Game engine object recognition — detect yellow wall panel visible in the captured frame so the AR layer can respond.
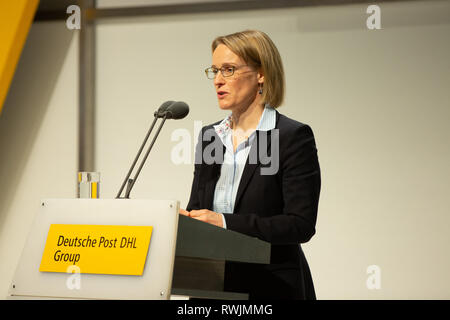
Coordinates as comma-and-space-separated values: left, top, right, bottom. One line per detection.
0, 0, 39, 114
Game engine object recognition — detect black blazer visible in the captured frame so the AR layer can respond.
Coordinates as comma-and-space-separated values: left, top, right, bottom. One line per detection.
186, 110, 321, 299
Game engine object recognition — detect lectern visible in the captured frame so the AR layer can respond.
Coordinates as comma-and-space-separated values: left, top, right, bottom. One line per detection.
173, 214, 270, 299
9, 199, 270, 300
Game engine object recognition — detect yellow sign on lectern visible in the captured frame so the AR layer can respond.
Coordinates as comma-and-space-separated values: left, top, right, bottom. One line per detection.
39, 224, 153, 276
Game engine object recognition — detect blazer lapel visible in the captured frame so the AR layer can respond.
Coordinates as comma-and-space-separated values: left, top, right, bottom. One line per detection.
233, 146, 259, 212
201, 132, 226, 210
234, 111, 279, 211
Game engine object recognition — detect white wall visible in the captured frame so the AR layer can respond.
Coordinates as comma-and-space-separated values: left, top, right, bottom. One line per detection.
0, 0, 449, 299
0, 22, 78, 298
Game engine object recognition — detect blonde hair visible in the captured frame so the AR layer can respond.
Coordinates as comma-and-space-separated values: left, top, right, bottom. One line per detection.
212, 30, 285, 108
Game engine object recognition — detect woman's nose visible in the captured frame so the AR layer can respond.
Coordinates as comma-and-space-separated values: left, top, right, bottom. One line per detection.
214, 71, 225, 86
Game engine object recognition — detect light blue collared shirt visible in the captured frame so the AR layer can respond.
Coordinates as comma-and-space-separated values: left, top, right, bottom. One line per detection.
213, 104, 277, 229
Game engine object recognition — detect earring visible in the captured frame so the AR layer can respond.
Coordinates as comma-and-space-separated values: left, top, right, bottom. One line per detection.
258, 83, 263, 94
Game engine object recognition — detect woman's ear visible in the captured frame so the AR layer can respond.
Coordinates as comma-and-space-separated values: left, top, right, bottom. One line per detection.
257, 68, 265, 84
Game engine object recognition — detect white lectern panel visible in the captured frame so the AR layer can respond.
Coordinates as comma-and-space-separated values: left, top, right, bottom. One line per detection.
9, 199, 179, 300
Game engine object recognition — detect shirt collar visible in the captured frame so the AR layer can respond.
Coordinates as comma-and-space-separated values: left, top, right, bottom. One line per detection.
256, 104, 276, 132
213, 103, 276, 139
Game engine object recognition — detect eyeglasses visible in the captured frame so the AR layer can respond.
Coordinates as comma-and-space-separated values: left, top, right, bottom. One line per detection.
204, 65, 248, 80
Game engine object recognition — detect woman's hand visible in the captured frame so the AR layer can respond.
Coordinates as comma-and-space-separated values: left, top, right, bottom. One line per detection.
179, 208, 190, 216
179, 208, 224, 228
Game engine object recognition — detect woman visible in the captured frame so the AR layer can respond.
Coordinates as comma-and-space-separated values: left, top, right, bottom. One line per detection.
180, 30, 321, 299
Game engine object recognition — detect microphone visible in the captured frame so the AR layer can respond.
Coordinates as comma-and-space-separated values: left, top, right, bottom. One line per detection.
165, 101, 189, 120
116, 101, 189, 199
154, 100, 175, 118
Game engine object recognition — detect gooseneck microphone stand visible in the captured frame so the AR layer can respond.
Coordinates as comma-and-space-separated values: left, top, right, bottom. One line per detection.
116, 112, 168, 199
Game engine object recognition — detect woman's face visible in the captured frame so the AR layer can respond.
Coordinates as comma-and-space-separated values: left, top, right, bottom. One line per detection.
211, 44, 263, 113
